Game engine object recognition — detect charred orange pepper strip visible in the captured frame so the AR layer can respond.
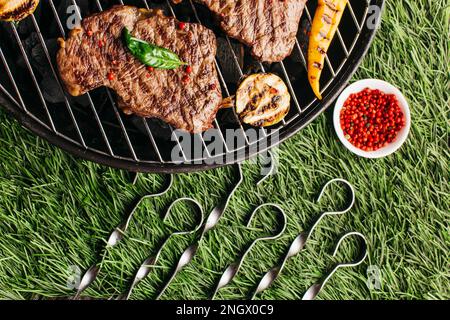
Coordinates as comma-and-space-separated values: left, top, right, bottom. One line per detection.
308, 0, 348, 100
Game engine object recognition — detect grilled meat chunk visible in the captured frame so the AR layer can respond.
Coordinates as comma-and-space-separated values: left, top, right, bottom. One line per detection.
57, 5, 222, 133
172, 0, 308, 62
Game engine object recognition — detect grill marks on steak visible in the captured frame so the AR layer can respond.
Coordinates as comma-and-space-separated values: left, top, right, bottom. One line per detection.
57, 6, 222, 133
174, 0, 307, 62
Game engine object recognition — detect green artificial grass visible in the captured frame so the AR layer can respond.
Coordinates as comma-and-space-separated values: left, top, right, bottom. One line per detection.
0, 0, 448, 300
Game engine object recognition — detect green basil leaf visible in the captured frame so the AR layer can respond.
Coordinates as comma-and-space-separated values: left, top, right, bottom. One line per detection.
123, 28, 187, 70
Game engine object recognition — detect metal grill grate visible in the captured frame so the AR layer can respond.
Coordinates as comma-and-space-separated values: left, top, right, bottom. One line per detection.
0, 0, 384, 172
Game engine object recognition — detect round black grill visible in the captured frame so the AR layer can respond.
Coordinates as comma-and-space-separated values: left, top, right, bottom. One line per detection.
0, 0, 384, 173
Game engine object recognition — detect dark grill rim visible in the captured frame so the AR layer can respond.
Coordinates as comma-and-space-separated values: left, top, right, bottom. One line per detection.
0, 0, 385, 173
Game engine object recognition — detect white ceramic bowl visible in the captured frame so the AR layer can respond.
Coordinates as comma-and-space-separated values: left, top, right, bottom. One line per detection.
333, 79, 411, 158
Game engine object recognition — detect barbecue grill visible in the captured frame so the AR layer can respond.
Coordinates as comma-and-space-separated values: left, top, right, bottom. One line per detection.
0, 0, 384, 173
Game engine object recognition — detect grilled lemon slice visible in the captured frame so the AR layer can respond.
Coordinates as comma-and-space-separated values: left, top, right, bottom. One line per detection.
0, 0, 39, 22
235, 73, 291, 127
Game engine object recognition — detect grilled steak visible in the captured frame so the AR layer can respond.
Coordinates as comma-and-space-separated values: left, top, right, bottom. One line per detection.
173, 0, 307, 62
57, 6, 222, 133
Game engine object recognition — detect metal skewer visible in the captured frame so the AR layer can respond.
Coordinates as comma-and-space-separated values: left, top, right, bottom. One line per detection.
211, 203, 287, 300
256, 151, 276, 187
121, 197, 204, 300
107, 175, 173, 247
201, 163, 244, 239
251, 178, 355, 299
155, 153, 277, 300
200, 151, 274, 240
73, 174, 173, 299
155, 163, 244, 299
119, 163, 243, 300
302, 231, 368, 300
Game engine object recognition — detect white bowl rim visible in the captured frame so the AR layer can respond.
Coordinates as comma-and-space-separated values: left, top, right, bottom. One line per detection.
333, 79, 411, 159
